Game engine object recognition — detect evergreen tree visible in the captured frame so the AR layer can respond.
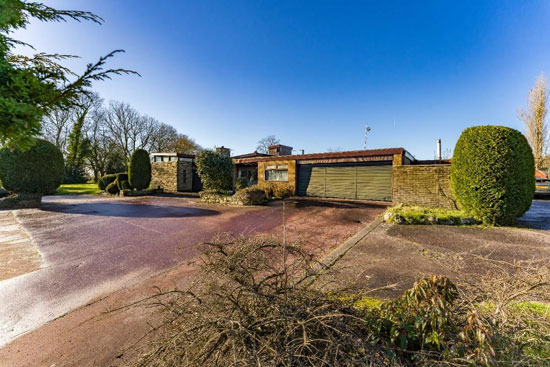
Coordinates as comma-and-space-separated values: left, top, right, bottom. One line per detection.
0, 0, 137, 150
64, 112, 91, 183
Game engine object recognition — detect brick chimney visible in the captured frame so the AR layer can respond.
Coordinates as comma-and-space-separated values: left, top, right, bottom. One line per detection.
268, 144, 293, 156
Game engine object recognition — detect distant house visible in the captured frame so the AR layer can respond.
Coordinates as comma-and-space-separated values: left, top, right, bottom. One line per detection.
535, 169, 548, 179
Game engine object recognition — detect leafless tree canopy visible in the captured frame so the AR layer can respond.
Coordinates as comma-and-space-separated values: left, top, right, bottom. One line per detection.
256, 135, 280, 153
519, 73, 549, 169
41, 96, 200, 181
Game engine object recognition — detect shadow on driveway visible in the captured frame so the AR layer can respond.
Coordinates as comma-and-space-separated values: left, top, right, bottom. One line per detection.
518, 200, 550, 230
41, 202, 220, 218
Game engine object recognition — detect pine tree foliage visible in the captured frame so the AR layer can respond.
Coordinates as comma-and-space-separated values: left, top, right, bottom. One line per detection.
0, 0, 138, 149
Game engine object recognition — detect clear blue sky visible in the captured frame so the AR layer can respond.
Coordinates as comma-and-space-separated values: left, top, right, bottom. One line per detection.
13, 0, 550, 158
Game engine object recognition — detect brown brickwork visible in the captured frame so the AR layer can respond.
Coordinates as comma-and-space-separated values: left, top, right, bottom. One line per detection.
257, 160, 297, 194
392, 164, 458, 209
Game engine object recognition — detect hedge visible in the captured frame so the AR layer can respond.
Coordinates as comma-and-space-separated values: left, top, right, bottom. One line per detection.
451, 125, 535, 225
98, 174, 117, 191
106, 181, 120, 195
195, 150, 233, 191
116, 172, 129, 190
128, 149, 151, 190
0, 139, 64, 194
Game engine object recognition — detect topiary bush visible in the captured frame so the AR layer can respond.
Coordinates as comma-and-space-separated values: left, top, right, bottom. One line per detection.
0, 139, 64, 194
120, 180, 131, 191
128, 149, 151, 190
195, 150, 233, 191
451, 125, 535, 225
116, 172, 129, 190
98, 174, 117, 190
105, 181, 120, 195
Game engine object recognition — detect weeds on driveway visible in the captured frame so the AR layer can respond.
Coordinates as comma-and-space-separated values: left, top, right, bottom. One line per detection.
133, 235, 550, 367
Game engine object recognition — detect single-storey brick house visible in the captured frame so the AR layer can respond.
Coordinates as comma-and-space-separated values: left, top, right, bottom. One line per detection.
150, 144, 457, 208
233, 144, 416, 202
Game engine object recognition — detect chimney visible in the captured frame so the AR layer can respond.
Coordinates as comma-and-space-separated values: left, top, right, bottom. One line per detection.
216, 146, 231, 157
268, 144, 293, 156
436, 139, 442, 160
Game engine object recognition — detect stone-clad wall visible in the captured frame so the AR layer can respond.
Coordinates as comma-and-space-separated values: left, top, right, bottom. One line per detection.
177, 161, 193, 191
152, 161, 178, 191
392, 165, 458, 209
257, 160, 297, 194
152, 161, 194, 192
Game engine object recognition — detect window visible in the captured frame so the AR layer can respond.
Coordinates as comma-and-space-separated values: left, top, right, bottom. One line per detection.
265, 164, 289, 182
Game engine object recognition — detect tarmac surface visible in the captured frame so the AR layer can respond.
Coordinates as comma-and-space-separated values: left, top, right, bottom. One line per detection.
0, 195, 288, 346
518, 200, 550, 230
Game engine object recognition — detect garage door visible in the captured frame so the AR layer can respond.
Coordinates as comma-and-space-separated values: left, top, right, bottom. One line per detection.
297, 164, 392, 201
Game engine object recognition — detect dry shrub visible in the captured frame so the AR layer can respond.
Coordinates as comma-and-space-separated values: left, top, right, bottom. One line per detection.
258, 181, 294, 199
134, 236, 550, 367
135, 235, 397, 367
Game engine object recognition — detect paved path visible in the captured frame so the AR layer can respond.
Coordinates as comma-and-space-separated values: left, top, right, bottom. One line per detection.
0, 211, 41, 281
0, 195, 284, 347
518, 200, 550, 230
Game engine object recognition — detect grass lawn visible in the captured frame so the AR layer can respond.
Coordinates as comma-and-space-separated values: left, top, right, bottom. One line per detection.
56, 183, 102, 195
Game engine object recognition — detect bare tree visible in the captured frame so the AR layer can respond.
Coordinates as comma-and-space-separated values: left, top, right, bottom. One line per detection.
149, 122, 179, 153
170, 134, 202, 154
256, 135, 280, 154
519, 73, 549, 169
104, 101, 157, 159
41, 108, 74, 153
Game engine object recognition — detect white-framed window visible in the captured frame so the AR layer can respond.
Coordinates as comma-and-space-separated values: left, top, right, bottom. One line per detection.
265, 164, 289, 182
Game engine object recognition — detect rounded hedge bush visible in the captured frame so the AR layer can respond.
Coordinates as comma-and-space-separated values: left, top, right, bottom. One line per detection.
451, 125, 535, 225
0, 139, 64, 194
116, 172, 129, 190
106, 181, 120, 195
128, 149, 151, 190
98, 174, 117, 191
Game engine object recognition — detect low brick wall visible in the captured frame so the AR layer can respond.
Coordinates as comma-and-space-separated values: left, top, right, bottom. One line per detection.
392, 164, 458, 209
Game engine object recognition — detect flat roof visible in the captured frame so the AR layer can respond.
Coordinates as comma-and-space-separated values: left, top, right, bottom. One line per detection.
150, 152, 195, 158
234, 147, 406, 164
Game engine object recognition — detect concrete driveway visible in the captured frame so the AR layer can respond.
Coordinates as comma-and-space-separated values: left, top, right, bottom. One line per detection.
0, 194, 386, 347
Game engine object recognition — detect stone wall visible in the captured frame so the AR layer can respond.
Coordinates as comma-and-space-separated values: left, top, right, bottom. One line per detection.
177, 161, 193, 191
152, 161, 194, 192
257, 160, 297, 194
151, 161, 178, 191
392, 164, 458, 209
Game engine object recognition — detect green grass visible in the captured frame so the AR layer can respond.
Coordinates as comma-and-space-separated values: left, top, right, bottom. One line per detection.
56, 183, 102, 195
385, 205, 479, 225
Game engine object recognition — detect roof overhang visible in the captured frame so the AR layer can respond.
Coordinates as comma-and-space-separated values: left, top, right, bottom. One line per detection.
233, 148, 406, 164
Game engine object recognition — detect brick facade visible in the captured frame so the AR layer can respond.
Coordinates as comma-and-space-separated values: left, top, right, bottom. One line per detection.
152, 161, 193, 192
257, 160, 297, 194
392, 164, 458, 209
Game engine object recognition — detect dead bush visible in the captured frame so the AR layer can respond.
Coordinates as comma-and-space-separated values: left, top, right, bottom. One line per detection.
135, 235, 398, 367
134, 236, 550, 367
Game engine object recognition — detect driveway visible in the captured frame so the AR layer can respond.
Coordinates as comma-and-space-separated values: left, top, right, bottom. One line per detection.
0, 195, 386, 347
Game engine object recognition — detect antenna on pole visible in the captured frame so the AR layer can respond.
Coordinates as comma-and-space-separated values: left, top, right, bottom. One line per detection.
364, 123, 371, 150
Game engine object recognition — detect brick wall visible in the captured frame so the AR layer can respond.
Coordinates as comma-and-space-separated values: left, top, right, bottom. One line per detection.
257, 160, 297, 194
151, 161, 178, 191
392, 164, 458, 209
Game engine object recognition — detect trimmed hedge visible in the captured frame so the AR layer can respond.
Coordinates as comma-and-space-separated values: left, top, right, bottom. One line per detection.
98, 174, 117, 190
106, 181, 120, 195
128, 149, 151, 190
0, 139, 64, 194
451, 125, 535, 225
120, 180, 131, 191
116, 172, 129, 190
